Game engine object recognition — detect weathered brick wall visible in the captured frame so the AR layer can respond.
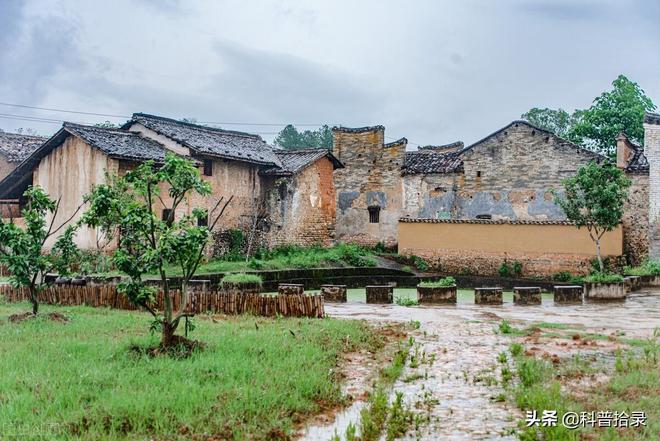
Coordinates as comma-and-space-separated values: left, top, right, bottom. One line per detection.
265, 157, 337, 247
623, 172, 649, 265
332, 126, 405, 246
457, 122, 600, 220
0, 156, 15, 182
402, 173, 461, 219
646, 115, 660, 258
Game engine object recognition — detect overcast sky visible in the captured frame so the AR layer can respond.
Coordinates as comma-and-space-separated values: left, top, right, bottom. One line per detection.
1, 0, 658, 148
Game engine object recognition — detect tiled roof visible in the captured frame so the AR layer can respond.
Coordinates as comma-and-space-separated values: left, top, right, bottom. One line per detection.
645, 112, 660, 125
261, 148, 343, 176
399, 217, 575, 226
402, 151, 463, 175
384, 137, 407, 148
64, 123, 169, 162
128, 113, 280, 166
418, 141, 464, 152
0, 132, 46, 162
332, 125, 385, 133
622, 138, 649, 173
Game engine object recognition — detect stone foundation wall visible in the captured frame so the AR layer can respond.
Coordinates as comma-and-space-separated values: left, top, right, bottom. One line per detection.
401, 248, 616, 278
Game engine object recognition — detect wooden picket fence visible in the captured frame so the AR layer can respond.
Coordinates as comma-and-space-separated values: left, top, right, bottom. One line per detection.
0, 285, 324, 318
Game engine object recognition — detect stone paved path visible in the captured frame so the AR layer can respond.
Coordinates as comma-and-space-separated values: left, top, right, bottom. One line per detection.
299, 290, 660, 440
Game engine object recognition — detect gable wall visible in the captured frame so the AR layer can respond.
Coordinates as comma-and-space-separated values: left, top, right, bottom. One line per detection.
457, 123, 597, 220
34, 136, 117, 249
265, 157, 337, 247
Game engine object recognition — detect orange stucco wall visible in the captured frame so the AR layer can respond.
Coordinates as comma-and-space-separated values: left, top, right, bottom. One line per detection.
398, 222, 622, 256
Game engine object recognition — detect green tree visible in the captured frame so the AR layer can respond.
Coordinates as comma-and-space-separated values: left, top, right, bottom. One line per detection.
521, 75, 656, 156
275, 124, 333, 150
82, 153, 232, 347
520, 107, 573, 137
0, 186, 80, 315
554, 162, 631, 272
567, 75, 656, 154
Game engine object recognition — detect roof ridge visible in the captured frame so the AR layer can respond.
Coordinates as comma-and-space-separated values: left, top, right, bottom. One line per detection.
132, 113, 261, 139
0, 132, 47, 140
332, 125, 385, 133
274, 147, 330, 154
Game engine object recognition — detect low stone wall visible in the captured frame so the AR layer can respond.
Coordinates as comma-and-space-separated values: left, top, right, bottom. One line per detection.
417, 286, 457, 304
366, 285, 393, 304
513, 287, 541, 305
585, 282, 626, 301
474, 287, 502, 305
553, 285, 583, 303
320, 285, 347, 303
278, 284, 305, 295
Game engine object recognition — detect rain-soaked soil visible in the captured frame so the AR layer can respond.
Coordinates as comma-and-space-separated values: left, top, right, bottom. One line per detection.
299, 289, 660, 441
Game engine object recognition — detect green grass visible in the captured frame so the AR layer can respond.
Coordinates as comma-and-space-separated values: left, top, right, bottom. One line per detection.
0, 302, 385, 440
585, 272, 625, 283
219, 273, 263, 286
417, 277, 456, 288
503, 332, 660, 440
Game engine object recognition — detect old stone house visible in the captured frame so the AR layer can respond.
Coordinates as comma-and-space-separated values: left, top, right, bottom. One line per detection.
0, 114, 342, 251
333, 120, 650, 265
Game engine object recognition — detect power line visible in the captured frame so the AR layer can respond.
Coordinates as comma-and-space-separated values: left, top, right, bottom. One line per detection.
0, 113, 282, 135
0, 101, 327, 127
0, 102, 130, 119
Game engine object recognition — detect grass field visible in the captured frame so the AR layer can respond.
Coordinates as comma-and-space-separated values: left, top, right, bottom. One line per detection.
0, 302, 387, 440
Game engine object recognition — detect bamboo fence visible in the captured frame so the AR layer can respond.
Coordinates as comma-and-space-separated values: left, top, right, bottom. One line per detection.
0, 285, 324, 318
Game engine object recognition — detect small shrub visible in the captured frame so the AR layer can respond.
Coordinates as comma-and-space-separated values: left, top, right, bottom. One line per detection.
220, 273, 263, 287
401, 265, 412, 273
418, 276, 456, 288
395, 296, 418, 307
498, 320, 517, 335
552, 271, 572, 282
412, 256, 429, 271
585, 272, 624, 283
625, 259, 660, 276
499, 260, 522, 278
510, 342, 524, 357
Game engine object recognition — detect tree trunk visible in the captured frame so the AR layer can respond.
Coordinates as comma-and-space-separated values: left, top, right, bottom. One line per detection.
596, 237, 604, 273
161, 320, 175, 347
29, 286, 38, 315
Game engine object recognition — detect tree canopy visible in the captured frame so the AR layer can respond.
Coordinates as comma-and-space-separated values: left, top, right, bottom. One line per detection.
274, 124, 333, 150
554, 162, 631, 273
0, 186, 80, 315
83, 153, 231, 348
522, 75, 656, 156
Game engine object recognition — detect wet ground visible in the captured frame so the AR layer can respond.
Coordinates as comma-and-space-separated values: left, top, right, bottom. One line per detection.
299, 289, 660, 440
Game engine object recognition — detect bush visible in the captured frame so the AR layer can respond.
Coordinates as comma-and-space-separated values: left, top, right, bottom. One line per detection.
625, 259, 660, 277
418, 276, 456, 288
394, 296, 418, 307
498, 260, 522, 278
585, 272, 624, 283
220, 273, 263, 287
552, 271, 572, 282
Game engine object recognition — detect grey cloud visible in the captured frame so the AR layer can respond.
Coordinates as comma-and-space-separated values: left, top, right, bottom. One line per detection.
0, 4, 82, 104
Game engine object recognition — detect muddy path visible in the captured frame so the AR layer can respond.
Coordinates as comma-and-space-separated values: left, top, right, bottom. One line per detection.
300, 290, 660, 440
